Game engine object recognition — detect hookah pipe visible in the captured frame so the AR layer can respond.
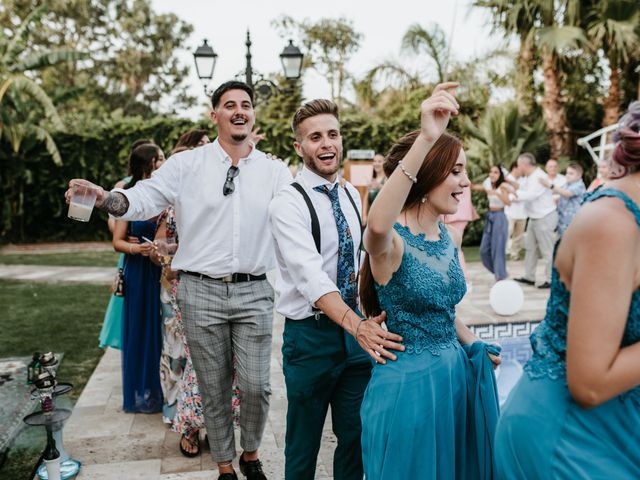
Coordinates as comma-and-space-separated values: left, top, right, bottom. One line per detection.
36, 371, 62, 480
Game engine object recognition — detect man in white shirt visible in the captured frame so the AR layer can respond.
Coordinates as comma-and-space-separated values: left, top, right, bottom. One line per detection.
269, 99, 403, 479
66, 81, 292, 480
513, 152, 558, 289
545, 158, 567, 204
504, 162, 527, 260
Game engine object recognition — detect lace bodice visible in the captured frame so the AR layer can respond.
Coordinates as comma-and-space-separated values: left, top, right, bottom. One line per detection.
525, 188, 640, 403
374, 222, 467, 355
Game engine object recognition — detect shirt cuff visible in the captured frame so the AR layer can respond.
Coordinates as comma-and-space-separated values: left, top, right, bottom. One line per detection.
298, 273, 340, 307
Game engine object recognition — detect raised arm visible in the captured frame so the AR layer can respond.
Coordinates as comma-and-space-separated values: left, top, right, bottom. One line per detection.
365, 82, 460, 257
563, 201, 640, 407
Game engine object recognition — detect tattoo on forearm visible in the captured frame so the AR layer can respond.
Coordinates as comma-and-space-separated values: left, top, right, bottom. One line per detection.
99, 192, 129, 216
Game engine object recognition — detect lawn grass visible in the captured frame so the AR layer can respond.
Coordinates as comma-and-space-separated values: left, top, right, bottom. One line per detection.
0, 250, 119, 267
462, 245, 481, 263
0, 280, 110, 478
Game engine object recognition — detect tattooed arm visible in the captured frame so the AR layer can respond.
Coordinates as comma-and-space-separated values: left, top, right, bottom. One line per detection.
98, 191, 130, 216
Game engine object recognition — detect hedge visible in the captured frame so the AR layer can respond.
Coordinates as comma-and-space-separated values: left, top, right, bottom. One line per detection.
1, 113, 487, 245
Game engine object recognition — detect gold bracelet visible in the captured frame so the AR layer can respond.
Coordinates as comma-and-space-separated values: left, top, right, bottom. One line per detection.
398, 161, 418, 184
339, 308, 350, 328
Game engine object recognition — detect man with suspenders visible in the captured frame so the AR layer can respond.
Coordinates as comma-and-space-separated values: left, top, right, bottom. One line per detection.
269, 99, 404, 479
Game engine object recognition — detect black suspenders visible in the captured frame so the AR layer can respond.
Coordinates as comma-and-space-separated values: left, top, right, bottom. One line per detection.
290, 181, 363, 256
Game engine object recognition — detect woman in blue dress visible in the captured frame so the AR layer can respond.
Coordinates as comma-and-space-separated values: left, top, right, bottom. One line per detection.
494, 103, 640, 479
99, 139, 155, 349
112, 143, 164, 413
359, 82, 501, 479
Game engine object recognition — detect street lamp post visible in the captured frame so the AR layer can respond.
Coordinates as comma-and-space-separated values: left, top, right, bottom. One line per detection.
193, 30, 303, 103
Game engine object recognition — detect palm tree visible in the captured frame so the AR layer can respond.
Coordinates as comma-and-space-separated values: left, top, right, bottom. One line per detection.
461, 102, 548, 180
476, 0, 586, 158
586, 0, 640, 126
401, 23, 450, 84
473, 0, 540, 116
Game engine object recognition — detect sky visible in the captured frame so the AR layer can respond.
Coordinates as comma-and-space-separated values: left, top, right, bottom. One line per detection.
151, 0, 508, 118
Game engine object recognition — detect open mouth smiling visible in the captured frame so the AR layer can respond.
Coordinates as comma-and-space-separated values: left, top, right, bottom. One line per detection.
451, 191, 463, 202
231, 117, 247, 125
318, 152, 336, 163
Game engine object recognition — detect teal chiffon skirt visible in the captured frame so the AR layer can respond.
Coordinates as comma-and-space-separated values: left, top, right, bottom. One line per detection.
495, 374, 640, 479
98, 254, 125, 350
361, 341, 499, 480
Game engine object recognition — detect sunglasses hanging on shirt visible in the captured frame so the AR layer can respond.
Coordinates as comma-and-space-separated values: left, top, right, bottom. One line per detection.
223, 165, 240, 196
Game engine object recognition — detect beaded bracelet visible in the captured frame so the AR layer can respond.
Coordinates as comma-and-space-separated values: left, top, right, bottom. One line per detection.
398, 161, 418, 184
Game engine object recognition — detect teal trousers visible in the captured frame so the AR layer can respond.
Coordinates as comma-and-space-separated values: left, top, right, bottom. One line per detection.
282, 314, 372, 480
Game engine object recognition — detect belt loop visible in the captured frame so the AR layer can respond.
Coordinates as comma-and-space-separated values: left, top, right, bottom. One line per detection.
313, 310, 321, 328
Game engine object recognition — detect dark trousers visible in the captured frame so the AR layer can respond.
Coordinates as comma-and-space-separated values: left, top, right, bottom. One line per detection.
282, 314, 372, 480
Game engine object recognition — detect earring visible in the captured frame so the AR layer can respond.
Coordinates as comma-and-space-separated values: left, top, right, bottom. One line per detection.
421, 195, 427, 204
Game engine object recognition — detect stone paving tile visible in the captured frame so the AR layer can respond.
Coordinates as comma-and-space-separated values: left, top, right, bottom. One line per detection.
64, 433, 164, 465
75, 459, 161, 479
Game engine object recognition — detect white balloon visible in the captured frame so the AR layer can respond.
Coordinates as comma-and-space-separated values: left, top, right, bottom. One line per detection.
489, 280, 524, 316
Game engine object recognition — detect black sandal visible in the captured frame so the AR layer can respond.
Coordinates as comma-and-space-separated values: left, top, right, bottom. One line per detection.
179, 429, 201, 458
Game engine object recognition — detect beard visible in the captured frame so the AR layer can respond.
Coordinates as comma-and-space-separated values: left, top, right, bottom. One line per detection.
300, 148, 342, 179
231, 133, 248, 142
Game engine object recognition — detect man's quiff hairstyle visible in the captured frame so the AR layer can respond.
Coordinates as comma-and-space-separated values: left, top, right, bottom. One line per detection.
291, 99, 340, 140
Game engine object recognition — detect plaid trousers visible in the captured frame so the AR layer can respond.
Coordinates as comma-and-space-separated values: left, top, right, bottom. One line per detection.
176, 274, 274, 462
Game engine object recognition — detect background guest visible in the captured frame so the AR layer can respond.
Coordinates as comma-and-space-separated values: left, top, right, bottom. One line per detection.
472, 165, 511, 281
587, 159, 610, 192
112, 143, 164, 413
367, 153, 387, 205
99, 138, 154, 350
504, 162, 527, 261
513, 152, 558, 289
540, 163, 586, 236
545, 158, 566, 203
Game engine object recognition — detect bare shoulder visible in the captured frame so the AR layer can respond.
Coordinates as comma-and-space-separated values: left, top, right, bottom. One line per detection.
560, 197, 638, 266
570, 197, 638, 243
445, 224, 463, 248
114, 180, 127, 189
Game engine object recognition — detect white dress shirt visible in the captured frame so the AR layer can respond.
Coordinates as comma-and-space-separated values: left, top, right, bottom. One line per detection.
549, 173, 567, 203
515, 167, 556, 219
113, 139, 292, 276
269, 167, 362, 320
504, 175, 527, 220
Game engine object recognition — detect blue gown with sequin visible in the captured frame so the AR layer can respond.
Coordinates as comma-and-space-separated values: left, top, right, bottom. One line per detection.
361, 222, 500, 480
495, 188, 640, 479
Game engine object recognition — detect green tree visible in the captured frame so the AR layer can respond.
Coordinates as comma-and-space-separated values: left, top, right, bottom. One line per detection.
473, 0, 539, 116
0, 0, 195, 120
476, 0, 586, 158
272, 16, 362, 108
461, 102, 548, 181
0, 6, 84, 237
586, 0, 640, 126
401, 23, 450, 84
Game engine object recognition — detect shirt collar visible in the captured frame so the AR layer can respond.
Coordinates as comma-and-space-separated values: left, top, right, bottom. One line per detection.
212, 137, 259, 164
300, 166, 340, 190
